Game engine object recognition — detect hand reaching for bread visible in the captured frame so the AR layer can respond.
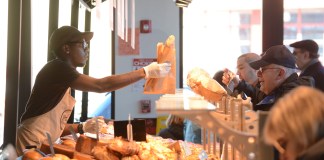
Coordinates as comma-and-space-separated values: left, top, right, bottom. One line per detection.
222, 68, 238, 87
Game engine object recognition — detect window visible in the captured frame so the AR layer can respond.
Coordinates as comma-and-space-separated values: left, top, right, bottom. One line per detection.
31, 0, 50, 87
284, 27, 297, 39
284, 6, 324, 63
30, 0, 113, 122
74, 1, 113, 120
302, 26, 324, 39
0, 0, 8, 147
183, 0, 262, 87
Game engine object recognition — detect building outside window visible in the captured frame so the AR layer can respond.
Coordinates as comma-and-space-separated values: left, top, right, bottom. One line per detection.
183, 0, 324, 87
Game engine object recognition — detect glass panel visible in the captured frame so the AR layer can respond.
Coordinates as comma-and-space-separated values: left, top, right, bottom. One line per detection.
284, 26, 297, 39
302, 26, 324, 39
31, 0, 50, 87
73, 2, 86, 122
0, 0, 8, 147
87, 1, 112, 119
284, 3, 324, 63
302, 12, 324, 23
73, 1, 113, 121
58, 0, 72, 27
183, 0, 262, 88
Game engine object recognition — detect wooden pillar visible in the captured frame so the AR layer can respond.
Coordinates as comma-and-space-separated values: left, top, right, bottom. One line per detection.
262, 0, 284, 51
48, 0, 59, 61
5, 0, 22, 148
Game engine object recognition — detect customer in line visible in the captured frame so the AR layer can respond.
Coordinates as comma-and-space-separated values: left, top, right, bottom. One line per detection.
248, 45, 314, 111
289, 39, 324, 91
16, 26, 171, 155
263, 86, 324, 160
158, 114, 184, 140
222, 53, 265, 109
184, 70, 227, 144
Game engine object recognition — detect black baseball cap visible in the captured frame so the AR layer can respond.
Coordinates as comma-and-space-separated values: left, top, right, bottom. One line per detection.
250, 45, 297, 70
49, 26, 93, 51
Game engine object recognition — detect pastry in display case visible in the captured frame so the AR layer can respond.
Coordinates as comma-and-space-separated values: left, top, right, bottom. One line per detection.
20, 117, 219, 160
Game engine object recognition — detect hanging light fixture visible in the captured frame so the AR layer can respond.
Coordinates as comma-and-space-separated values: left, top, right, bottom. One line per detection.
174, 0, 192, 8
79, 0, 107, 10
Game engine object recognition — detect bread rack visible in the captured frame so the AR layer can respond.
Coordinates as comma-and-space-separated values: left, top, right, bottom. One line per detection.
156, 89, 273, 160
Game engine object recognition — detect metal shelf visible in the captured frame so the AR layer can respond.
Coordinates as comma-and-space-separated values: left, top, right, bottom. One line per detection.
155, 89, 273, 160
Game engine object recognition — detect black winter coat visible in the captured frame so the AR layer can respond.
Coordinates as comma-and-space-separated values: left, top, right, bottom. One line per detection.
297, 138, 324, 160
254, 73, 314, 111
236, 73, 314, 111
158, 124, 184, 140
300, 61, 324, 92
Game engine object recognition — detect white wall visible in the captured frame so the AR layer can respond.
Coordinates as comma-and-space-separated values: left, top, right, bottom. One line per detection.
114, 0, 180, 120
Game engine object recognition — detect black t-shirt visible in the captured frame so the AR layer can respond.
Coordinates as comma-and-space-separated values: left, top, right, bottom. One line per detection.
20, 59, 80, 122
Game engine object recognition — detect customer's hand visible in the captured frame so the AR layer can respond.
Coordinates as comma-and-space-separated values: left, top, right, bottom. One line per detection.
82, 116, 106, 134
222, 68, 239, 87
143, 62, 171, 78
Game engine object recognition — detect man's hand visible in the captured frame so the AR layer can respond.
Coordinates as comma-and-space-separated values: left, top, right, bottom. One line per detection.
143, 62, 171, 79
222, 68, 239, 87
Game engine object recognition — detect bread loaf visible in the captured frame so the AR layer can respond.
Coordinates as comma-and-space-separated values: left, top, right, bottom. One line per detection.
22, 148, 44, 160
107, 137, 140, 156
61, 139, 76, 149
91, 145, 119, 160
40, 141, 95, 160
75, 135, 109, 155
187, 67, 227, 102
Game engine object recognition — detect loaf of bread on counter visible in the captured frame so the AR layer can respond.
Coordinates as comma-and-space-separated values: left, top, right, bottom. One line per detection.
40, 141, 95, 160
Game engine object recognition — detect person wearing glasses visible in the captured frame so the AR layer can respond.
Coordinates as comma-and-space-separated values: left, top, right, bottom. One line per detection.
250, 45, 315, 160
16, 26, 171, 155
263, 86, 324, 160
289, 39, 324, 92
249, 45, 314, 111
222, 53, 266, 110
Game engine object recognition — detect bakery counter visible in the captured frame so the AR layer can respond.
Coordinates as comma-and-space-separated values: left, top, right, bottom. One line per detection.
156, 89, 273, 160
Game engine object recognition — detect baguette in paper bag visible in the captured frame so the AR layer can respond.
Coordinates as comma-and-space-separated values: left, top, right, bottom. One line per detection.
144, 35, 176, 94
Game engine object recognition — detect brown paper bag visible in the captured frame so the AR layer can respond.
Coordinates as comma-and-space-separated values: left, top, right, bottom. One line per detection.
143, 35, 176, 94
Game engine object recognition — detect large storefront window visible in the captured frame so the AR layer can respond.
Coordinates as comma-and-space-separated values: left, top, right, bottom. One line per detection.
73, 1, 113, 121
31, 0, 50, 86
183, 0, 262, 87
0, 0, 8, 147
283, 6, 324, 61
87, 1, 112, 119
30, 0, 113, 122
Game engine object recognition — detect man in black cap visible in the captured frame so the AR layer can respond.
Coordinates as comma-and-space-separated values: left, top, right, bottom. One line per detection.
250, 45, 315, 160
249, 45, 314, 111
289, 39, 324, 91
16, 26, 171, 155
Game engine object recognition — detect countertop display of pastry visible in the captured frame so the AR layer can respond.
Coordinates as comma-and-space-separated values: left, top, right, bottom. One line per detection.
26, 122, 219, 160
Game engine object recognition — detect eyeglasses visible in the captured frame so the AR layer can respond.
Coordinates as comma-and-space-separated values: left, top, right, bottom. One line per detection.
67, 40, 88, 50
257, 67, 282, 75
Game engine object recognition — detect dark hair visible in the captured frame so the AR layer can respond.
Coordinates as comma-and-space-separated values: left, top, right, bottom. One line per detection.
51, 48, 66, 60
213, 70, 226, 88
